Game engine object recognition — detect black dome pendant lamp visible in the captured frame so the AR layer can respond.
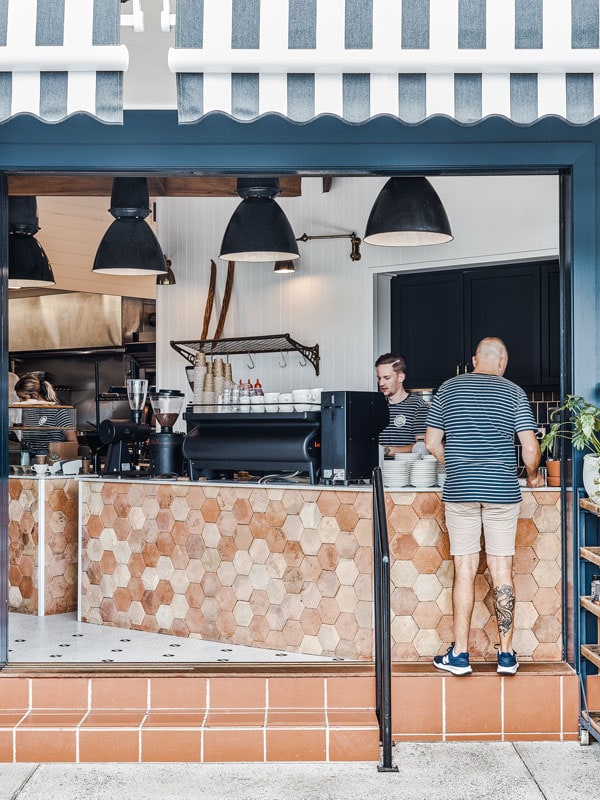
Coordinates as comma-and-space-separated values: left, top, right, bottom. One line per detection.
93, 177, 167, 276
364, 177, 453, 247
219, 178, 300, 262
8, 196, 56, 288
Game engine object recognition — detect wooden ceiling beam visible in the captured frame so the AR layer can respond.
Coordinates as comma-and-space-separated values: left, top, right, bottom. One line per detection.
7, 175, 302, 198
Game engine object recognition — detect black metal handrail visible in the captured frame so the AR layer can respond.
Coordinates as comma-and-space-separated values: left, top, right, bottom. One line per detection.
372, 466, 397, 772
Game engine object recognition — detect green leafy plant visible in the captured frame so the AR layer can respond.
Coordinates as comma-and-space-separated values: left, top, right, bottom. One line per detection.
541, 395, 600, 458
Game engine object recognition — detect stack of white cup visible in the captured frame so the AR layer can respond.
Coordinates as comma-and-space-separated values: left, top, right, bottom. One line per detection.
264, 392, 279, 412
292, 389, 313, 411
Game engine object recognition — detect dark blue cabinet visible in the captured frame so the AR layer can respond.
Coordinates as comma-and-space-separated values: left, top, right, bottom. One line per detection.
391, 259, 559, 390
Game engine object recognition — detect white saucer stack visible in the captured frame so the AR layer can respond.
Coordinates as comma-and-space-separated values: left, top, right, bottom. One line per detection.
409, 455, 438, 487
382, 460, 410, 487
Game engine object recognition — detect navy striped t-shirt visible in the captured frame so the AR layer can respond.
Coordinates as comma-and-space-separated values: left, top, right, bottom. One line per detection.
379, 394, 429, 447
426, 373, 537, 503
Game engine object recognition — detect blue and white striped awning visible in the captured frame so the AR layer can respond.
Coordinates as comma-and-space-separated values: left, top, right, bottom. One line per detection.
0, 0, 127, 124
170, 0, 600, 125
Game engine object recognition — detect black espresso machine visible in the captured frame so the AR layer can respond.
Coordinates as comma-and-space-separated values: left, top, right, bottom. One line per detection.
320, 390, 388, 484
182, 390, 387, 485
183, 409, 322, 483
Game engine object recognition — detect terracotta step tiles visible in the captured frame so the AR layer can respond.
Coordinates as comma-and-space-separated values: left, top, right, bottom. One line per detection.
0, 663, 579, 763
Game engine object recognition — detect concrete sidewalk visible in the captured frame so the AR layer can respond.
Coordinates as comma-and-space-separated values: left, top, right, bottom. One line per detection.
0, 742, 598, 800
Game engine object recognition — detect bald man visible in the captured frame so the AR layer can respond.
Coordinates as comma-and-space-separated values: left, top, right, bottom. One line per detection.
425, 337, 543, 677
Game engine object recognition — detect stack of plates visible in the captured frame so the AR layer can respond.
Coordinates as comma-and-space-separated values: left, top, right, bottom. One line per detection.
382, 460, 410, 487
410, 456, 438, 487
394, 453, 421, 464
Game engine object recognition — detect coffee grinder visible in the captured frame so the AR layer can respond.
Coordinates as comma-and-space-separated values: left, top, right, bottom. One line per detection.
99, 379, 151, 476
148, 389, 185, 477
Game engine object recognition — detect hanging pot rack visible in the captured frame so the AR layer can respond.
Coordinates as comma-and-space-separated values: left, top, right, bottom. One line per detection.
170, 333, 320, 375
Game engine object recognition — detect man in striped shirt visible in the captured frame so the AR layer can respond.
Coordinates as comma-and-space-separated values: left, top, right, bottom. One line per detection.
375, 353, 429, 456
425, 337, 543, 676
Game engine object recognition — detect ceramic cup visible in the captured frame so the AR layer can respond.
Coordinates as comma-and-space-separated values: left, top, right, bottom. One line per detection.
33, 463, 49, 475
264, 392, 279, 413
240, 395, 251, 413
293, 389, 313, 412
279, 393, 293, 412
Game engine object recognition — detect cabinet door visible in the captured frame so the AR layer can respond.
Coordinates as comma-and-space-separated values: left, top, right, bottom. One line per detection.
391, 271, 463, 388
541, 260, 560, 387
463, 264, 541, 386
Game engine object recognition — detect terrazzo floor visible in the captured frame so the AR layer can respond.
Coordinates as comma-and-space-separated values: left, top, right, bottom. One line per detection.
7, 612, 340, 664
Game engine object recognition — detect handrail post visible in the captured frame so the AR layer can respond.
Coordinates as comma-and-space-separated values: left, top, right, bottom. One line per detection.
372, 466, 398, 773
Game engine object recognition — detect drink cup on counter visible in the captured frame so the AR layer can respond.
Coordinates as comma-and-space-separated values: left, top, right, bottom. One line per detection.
310, 388, 323, 406
250, 395, 265, 412
293, 389, 313, 412
264, 392, 279, 413
279, 393, 293, 412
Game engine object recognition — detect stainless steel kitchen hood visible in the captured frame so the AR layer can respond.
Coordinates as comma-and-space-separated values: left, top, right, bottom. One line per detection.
9, 292, 155, 353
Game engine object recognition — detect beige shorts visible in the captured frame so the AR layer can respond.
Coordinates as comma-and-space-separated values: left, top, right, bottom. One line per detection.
444, 502, 521, 557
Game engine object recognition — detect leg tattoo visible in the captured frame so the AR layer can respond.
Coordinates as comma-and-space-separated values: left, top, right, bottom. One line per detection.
493, 585, 515, 637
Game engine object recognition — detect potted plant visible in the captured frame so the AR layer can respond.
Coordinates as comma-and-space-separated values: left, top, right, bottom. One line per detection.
541, 395, 600, 502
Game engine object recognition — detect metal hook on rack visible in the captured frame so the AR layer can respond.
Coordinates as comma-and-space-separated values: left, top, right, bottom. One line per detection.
247, 353, 255, 370
298, 353, 307, 367
279, 351, 287, 368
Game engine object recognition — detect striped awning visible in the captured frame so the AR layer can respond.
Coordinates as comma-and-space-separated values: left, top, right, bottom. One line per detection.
0, 0, 127, 124
170, 0, 600, 125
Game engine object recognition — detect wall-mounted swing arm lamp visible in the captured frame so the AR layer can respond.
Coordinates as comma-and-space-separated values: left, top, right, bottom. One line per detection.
8, 196, 56, 288
295, 231, 362, 261
93, 177, 168, 276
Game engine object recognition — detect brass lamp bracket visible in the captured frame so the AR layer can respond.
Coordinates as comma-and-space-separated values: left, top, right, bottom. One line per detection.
296, 232, 362, 261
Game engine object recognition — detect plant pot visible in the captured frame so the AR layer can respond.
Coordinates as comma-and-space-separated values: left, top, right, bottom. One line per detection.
546, 458, 561, 487
583, 453, 600, 504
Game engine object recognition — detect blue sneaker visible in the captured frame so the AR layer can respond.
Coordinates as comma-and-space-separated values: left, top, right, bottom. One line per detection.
433, 644, 472, 675
497, 650, 519, 675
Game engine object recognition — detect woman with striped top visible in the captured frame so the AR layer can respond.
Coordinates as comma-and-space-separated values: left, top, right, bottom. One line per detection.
14, 373, 77, 457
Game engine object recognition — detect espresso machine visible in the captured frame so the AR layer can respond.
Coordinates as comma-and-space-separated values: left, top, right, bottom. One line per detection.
148, 389, 185, 477
99, 379, 151, 476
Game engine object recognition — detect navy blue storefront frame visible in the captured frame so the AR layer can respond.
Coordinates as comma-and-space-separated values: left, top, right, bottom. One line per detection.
0, 110, 597, 667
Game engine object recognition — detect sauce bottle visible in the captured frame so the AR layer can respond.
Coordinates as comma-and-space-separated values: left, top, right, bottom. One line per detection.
254, 379, 264, 396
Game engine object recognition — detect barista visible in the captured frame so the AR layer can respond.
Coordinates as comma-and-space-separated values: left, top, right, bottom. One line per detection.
375, 353, 429, 456
14, 373, 77, 456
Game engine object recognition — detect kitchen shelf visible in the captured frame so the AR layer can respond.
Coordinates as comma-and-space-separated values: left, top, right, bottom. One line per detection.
170, 334, 320, 376
577, 493, 600, 745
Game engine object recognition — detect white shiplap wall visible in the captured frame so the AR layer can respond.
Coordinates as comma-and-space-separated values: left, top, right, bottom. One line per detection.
156, 175, 558, 409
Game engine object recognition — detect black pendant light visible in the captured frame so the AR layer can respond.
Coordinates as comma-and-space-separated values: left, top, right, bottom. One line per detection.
93, 178, 167, 275
273, 259, 296, 274
364, 177, 453, 247
219, 178, 300, 262
8, 197, 56, 288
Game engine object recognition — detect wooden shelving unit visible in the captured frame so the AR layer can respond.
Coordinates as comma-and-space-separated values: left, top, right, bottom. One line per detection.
577, 494, 600, 744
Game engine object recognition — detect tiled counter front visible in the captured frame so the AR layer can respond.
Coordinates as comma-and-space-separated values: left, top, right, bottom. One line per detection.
80, 481, 562, 662
9, 478, 78, 615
